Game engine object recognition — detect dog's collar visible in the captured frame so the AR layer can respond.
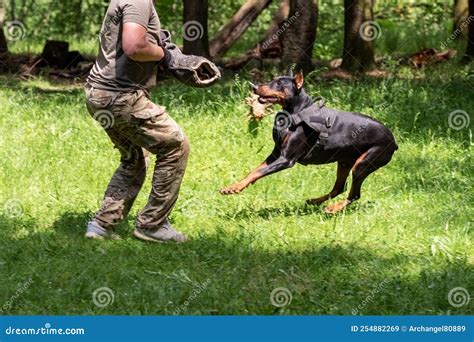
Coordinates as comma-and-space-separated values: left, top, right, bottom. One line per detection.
290, 97, 330, 128
286, 97, 336, 147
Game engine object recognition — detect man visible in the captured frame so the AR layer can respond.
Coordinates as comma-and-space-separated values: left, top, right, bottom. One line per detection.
84, 0, 189, 243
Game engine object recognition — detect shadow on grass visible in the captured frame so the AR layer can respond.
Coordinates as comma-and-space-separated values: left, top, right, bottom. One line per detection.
50, 211, 133, 238
1, 211, 472, 315
219, 200, 377, 221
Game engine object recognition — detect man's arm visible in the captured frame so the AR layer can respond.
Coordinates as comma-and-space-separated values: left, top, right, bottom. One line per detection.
122, 22, 165, 62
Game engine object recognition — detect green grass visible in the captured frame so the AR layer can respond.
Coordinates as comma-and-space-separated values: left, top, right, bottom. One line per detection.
0, 61, 473, 315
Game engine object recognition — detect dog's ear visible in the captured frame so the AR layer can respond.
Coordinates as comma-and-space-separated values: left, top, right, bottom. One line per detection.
287, 68, 294, 78
294, 70, 304, 90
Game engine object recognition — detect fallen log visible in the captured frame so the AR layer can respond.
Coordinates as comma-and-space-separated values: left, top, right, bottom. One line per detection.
209, 0, 272, 58
406, 48, 457, 68
221, 0, 289, 70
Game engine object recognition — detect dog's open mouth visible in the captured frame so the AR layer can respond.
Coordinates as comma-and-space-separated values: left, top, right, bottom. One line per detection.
258, 96, 280, 104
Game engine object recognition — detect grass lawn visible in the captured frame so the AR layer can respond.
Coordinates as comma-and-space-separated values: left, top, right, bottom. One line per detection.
0, 63, 472, 315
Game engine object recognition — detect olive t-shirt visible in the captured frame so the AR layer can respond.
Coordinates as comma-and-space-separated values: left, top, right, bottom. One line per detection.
87, 0, 161, 92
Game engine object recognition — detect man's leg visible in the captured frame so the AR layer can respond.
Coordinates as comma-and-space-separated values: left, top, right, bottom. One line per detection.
136, 132, 189, 229
116, 92, 190, 242
92, 129, 150, 230
85, 89, 150, 239
133, 116, 190, 242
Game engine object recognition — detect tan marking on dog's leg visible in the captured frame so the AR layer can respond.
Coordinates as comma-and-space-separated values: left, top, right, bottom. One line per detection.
324, 199, 351, 214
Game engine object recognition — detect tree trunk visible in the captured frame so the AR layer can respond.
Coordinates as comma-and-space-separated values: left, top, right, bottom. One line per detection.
0, 1, 8, 54
19, 0, 27, 19
463, 0, 474, 61
74, 0, 83, 35
341, 0, 376, 72
280, 0, 318, 73
9, 0, 15, 20
183, 0, 210, 57
209, 0, 272, 58
262, 0, 290, 43
453, 0, 469, 37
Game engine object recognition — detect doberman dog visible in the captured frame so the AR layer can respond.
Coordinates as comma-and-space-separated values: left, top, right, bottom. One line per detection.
220, 71, 398, 214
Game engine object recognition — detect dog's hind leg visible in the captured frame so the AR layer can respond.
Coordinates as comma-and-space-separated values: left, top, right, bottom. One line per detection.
307, 162, 352, 206
324, 144, 396, 214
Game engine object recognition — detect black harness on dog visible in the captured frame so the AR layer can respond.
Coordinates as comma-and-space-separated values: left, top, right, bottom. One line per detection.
287, 97, 337, 147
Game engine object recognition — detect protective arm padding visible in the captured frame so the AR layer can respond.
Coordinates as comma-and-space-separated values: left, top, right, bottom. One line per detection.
159, 30, 221, 88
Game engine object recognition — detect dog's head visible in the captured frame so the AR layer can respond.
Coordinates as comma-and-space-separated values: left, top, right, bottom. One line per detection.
251, 70, 304, 105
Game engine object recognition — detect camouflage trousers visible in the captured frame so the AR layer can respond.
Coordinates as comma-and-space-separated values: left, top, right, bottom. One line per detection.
85, 84, 189, 230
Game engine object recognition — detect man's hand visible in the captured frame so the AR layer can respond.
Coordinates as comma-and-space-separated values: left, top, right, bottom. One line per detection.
122, 22, 165, 62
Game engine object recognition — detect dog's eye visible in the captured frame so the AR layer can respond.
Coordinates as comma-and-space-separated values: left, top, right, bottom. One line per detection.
276, 81, 282, 86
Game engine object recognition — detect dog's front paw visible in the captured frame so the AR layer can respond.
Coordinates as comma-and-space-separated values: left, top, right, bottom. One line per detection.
306, 196, 328, 206
220, 183, 245, 195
